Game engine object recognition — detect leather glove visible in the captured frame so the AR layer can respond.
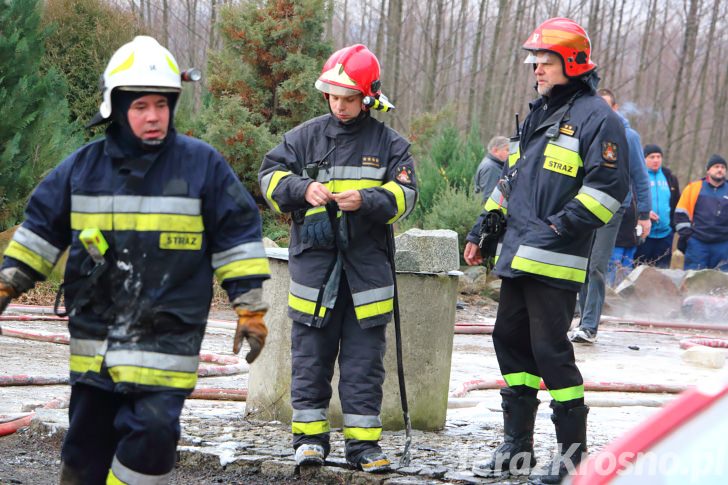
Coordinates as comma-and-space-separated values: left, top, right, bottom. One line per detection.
233, 308, 268, 364
478, 210, 506, 271
0, 281, 18, 316
301, 210, 335, 248
677, 233, 690, 253
478, 210, 507, 271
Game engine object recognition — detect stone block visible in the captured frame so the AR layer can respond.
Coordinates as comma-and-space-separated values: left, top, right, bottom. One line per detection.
394, 228, 459, 273
681, 346, 726, 369
615, 265, 682, 317
680, 269, 728, 297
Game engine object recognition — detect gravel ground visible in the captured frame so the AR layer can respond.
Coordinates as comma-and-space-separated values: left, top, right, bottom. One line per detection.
1, 297, 726, 484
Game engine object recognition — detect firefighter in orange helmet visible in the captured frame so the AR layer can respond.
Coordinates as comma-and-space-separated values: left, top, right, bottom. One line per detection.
464, 18, 628, 484
259, 45, 417, 473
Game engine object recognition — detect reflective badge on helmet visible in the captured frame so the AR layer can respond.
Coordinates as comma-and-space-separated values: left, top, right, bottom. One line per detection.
602, 142, 618, 162
396, 166, 412, 184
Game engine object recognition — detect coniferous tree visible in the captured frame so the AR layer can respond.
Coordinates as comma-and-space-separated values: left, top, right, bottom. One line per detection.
201, 0, 331, 195
41, 0, 143, 131
0, 0, 80, 228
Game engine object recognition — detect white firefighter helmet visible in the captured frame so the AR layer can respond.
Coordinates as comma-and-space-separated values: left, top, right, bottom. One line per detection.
98, 36, 182, 119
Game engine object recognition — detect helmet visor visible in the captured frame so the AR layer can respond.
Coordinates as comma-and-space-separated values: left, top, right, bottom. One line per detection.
315, 79, 361, 96
523, 51, 556, 64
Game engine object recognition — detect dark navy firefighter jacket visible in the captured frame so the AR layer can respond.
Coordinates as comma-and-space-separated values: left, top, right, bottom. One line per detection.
2, 130, 270, 393
467, 82, 629, 292
259, 113, 418, 329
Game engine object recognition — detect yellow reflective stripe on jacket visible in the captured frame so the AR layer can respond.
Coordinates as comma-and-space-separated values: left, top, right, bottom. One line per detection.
511, 245, 588, 283
288, 293, 327, 318
543, 137, 582, 166
107, 366, 197, 390
503, 371, 541, 390
352, 286, 394, 320
354, 298, 393, 320
69, 338, 105, 374
70, 354, 104, 374
212, 241, 270, 283
261, 170, 293, 213
292, 420, 330, 435
575, 186, 622, 224
3, 240, 54, 277
508, 141, 520, 168
213, 258, 270, 283
324, 179, 383, 193
105, 349, 199, 389
549, 384, 585, 402
343, 427, 382, 441
484, 186, 508, 214
70, 213, 203, 232
381, 181, 406, 223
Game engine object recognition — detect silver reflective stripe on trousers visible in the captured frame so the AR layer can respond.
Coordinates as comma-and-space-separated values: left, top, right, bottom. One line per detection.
343, 414, 382, 428
110, 456, 172, 485
292, 408, 328, 422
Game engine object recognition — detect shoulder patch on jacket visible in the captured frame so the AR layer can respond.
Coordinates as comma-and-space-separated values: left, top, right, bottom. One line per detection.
601, 141, 618, 168
396, 166, 412, 184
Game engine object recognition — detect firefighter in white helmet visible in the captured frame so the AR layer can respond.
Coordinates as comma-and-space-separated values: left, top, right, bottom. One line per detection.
0, 36, 270, 483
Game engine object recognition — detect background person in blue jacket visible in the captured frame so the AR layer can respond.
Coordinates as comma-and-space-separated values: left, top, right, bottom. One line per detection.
569, 88, 652, 344
634, 144, 680, 268
463, 18, 628, 484
0, 36, 270, 484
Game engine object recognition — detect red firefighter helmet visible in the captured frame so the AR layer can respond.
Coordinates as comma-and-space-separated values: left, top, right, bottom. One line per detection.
315, 44, 383, 98
522, 17, 596, 78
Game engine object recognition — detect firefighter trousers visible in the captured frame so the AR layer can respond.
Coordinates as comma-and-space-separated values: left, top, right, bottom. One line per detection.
60, 383, 186, 484
291, 275, 387, 463
492, 276, 584, 406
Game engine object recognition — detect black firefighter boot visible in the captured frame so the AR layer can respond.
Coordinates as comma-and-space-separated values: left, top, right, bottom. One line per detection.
529, 401, 589, 484
472, 388, 540, 478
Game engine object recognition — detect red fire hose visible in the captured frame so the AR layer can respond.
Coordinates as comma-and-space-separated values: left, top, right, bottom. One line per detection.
450, 378, 689, 398
0, 413, 34, 437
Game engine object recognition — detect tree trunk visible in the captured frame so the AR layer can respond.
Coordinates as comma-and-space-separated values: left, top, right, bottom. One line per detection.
466, 0, 487, 130
423, 0, 444, 112
687, 0, 719, 180
665, 0, 700, 170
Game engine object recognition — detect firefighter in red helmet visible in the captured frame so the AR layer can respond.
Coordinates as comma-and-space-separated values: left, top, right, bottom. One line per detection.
259, 44, 417, 473
464, 18, 628, 484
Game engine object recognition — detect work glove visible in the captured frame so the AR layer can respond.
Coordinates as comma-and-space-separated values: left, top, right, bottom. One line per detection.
233, 307, 268, 364
301, 210, 335, 248
0, 280, 18, 316
478, 210, 506, 271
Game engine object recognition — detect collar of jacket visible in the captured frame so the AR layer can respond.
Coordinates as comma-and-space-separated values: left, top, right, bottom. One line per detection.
324, 111, 370, 138
486, 153, 505, 166
530, 78, 591, 111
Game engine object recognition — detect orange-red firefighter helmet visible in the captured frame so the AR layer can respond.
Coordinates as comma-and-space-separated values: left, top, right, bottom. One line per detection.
315, 44, 383, 98
522, 18, 596, 78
